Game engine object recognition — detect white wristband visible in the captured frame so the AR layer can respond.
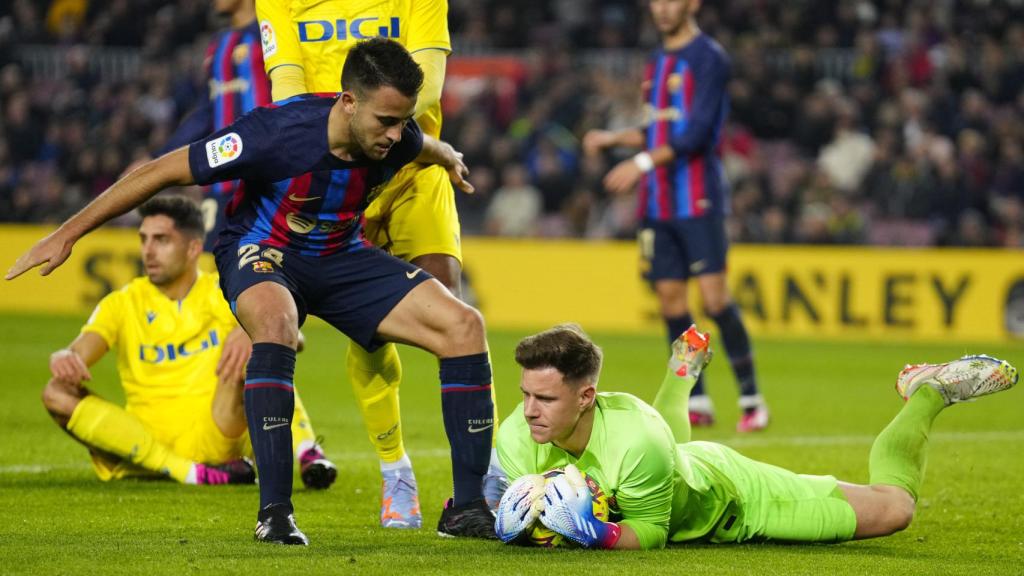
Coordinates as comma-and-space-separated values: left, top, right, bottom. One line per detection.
633, 151, 654, 173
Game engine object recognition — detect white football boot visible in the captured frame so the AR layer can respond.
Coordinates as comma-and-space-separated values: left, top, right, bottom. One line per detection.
896, 354, 1018, 406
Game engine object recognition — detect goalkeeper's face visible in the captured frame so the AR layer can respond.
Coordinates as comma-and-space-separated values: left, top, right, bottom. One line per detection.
520, 367, 596, 446
139, 215, 201, 287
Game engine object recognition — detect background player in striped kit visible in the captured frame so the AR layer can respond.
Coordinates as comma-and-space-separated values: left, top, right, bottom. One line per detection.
583, 0, 768, 432
126, 0, 270, 253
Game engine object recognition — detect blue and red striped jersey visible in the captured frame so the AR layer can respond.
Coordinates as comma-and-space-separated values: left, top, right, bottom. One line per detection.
161, 21, 271, 198
187, 97, 424, 255
639, 34, 730, 221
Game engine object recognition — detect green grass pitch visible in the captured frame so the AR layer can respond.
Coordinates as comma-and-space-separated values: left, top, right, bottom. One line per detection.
0, 313, 1021, 575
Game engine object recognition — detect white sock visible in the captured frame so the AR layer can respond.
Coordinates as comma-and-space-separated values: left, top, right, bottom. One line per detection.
487, 448, 505, 476
689, 394, 714, 413
184, 464, 198, 485
738, 394, 766, 411
380, 453, 412, 472
296, 439, 318, 458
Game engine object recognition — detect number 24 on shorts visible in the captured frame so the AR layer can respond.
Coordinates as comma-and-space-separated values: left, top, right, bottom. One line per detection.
237, 244, 285, 270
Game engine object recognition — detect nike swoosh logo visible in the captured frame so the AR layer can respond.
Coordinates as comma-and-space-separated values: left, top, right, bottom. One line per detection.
262, 422, 290, 431
406, 269, 422, 279
467, 423, 494, 433
288, 193, 322, 202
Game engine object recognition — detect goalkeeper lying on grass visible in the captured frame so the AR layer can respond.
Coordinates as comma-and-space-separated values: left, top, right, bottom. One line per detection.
494, 324, 1018, 549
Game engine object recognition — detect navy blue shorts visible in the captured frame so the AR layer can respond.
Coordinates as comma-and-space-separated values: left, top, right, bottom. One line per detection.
639, 216, 728, 282
214, 239, 432, 351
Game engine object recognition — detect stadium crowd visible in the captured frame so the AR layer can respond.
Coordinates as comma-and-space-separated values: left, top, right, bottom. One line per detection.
0, 0, 1021, 247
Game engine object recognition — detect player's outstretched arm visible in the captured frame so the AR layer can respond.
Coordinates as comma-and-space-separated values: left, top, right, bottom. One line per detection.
416, 135, 474, 194
6, 148, 194, 280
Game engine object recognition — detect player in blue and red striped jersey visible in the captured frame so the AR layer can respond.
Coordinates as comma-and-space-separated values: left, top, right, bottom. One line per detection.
9, 38, 498, 545
583, 0, 768, 432
127, 0, 338, 490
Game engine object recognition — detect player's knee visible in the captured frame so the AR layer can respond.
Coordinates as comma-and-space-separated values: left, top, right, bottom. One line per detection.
886, 498, 915, 534
445, 304, 486, 354
41, 378, 79, 420
249, 310, 300, 348
653, 283, 688, 315
703, 298, 729, 317
873, 491, 914, 535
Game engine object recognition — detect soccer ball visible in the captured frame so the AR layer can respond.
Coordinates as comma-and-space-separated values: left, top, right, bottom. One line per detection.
526, 468, 609, 547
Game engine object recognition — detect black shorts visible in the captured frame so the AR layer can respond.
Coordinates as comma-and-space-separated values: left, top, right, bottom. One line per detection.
214, 238, 432, 351
639, 216, 728, 282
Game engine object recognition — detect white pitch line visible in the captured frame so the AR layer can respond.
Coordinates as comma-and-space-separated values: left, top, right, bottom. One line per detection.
2, 431, 1022, 474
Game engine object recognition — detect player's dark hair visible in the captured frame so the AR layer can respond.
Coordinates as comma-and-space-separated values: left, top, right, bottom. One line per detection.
515, 324, 603, 387
341, 37, 424, 99
138, 195, 205, 239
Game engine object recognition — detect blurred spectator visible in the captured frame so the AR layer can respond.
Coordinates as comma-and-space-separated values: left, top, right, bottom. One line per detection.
484, 164, 542, 237
0, 0, 1021, 249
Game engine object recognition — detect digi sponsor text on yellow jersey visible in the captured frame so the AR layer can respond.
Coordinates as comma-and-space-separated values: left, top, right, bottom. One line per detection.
257, 0, 450, 137
81, 272, 237, 433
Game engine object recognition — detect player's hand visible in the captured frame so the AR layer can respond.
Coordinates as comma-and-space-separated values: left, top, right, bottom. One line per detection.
447, 154, 474, 194
495, 473, 546, 544
439, 143, 474, 194
582, 129, 617, 156
603, 158, 644, 196
540, 464, 621, 549
6, 229, 75, 280
49, 349, 91, 383
217, 327, 252, 382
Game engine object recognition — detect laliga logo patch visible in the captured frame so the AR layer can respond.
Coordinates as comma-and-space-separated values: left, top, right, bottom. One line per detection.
206, 132, 243, 168
260, 20, 277, 57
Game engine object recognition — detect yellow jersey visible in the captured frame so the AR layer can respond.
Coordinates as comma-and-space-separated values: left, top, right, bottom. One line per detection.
256, 0, 450, 137
81, 272, 237, 434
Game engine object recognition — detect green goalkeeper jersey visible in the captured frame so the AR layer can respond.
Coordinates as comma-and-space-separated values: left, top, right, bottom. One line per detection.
497, 392, 740, 550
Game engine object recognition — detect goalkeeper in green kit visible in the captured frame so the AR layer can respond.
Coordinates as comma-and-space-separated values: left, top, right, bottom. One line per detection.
494, 324, 1018, 549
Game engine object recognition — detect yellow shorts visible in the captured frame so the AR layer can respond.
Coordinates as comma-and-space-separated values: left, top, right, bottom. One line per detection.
89, 401, 250, 481
363, 163, 462, 263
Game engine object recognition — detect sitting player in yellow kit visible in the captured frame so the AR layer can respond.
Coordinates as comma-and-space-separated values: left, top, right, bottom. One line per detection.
255, 0, 505, 528
41, 196, 336, 487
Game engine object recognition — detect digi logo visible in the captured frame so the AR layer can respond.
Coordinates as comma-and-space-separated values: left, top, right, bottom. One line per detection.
297, 17, 400, 42
139, 330, 221, 364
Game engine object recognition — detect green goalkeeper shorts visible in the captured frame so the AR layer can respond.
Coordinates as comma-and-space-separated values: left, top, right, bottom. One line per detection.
683, 442, 858, 543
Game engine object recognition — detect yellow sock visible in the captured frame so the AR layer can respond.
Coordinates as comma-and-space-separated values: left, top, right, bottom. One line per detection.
347, 341, 405, 463
291, 390, 318, 453
66, 396, 193, 483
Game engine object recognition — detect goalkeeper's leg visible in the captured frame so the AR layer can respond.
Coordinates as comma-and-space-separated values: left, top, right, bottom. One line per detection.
841, 354, 1017, 539
652, 326, 712, 443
